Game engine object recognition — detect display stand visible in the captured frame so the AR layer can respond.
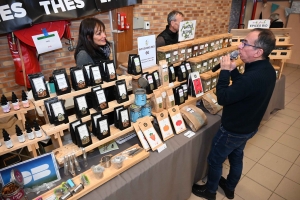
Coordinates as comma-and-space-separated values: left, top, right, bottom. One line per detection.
35, 144, 149, 200
0, 101, 41, 157
231, 28, 293, 79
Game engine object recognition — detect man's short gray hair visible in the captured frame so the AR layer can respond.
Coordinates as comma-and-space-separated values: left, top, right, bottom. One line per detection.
167, 10, 184, 25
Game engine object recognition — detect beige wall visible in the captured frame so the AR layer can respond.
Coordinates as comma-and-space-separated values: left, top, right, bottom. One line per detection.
254, 1, 300, 66
0, 0, 232, 97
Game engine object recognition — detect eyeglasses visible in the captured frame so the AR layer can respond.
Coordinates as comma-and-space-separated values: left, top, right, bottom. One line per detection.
240, 41, 262, 49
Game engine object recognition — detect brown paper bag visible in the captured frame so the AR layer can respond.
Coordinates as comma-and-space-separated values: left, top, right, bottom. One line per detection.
180, 105, 207, 132
151, 89, 164, 113
202, 92, 223, 114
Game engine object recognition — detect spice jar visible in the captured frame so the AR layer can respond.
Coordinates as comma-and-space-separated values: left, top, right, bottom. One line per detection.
141, 100, 152, 117
130, 104, 141, 123
200, 73, 212, 93
157, 46, 173, 65
170, 44, 179, 64
1, 169, 28, 200
134, 88, 146, 106
178, 43, 186, 62
200, 56, 209, 74
189, 57, 202, 73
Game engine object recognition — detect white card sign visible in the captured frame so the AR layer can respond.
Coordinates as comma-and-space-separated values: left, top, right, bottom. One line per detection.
178, 20, 196, 42
137, 35, 156, 69
247, 20, 270, 29
32, 31, 62, 54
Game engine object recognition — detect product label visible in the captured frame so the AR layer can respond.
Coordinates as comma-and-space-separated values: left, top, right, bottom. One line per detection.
92, 67, 101, 80
74, 70, 84, 83
171, 113, 185, 133
76, 96, 88, 111
55, 74, 68, 90
32, 77, 46, 93
96, 90, 106, 104
51, 102, 64, 117
17, 135, 25, 143
27, 131, 35, 140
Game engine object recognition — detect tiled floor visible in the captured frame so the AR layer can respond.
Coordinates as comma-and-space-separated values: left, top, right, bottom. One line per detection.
188, 66, 300, 200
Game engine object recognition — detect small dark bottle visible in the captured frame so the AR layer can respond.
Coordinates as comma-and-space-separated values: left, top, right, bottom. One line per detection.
1, 94, 10, 113
11, 92, 20, 110
3, 129, 13, 148
25, 121, 35, 140
33, 120, 43, 138
16, 124, 25, 143
21, 90, 30, 108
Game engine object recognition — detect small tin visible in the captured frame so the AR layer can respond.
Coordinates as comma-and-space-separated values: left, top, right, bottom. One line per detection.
72, 183, 84, 194
130, 104, 141, 123
134, 88, 146, 106
141, 101, 152, 117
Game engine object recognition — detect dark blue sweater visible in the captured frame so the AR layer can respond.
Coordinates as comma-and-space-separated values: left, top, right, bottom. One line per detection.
216, 58, 276, 134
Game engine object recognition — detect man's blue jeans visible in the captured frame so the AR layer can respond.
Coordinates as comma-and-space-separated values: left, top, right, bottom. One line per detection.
206, 125, 257, 193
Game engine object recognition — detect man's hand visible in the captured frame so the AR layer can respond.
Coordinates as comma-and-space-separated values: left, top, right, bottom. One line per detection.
220, 54, 237, 71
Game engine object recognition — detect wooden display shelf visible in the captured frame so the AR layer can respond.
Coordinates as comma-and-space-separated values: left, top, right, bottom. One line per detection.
53, 117, 153, 165
0, 130, 47, 156
32, 75, 132, 108
35, 144, 149, 200
0, 101, 35, 120
41, 94, 135, 137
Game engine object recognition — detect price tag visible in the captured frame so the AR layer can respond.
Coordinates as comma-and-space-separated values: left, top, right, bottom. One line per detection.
184, 130, 195, 138
157, 143, 167, 153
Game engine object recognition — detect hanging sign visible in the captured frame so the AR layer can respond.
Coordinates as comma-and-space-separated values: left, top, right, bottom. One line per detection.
248, 20, 270, 29
137, 35, 156, 69
178, 20, 196, 42
32, 31, 62, 54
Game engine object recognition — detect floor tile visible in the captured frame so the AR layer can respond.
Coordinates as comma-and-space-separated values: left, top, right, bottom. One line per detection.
275, 177, 300, 200
285, 95, 294, 105
235, 176, 272, 200
295, 156, 300, 166
264, 119, 290, 133
285, 164, 300, 185
272, 112, 297, 125
248, 134, 275, 151
268, 142, 300, 163
278, 134, 300, 152
292, 119, 300, 129
277, 108, 300, 118
268, 193, 285, 200
244, 143, 266, 162
290, 98, 300, 105
286, 103, 300, 112
257, 125, 284, 141
285, 90, 299, 98
246, 163, 283, 191
285, 126, 300, 140
258, 152, 293, 176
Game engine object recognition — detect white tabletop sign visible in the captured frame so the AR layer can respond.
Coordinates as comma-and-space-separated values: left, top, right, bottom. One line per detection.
32, 31, 62, 54
137, 35, 156, 69
248, 20, 270, 29
178, 20, 196, 42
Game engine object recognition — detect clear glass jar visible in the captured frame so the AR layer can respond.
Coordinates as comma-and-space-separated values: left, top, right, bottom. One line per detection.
130, 104, 141, 123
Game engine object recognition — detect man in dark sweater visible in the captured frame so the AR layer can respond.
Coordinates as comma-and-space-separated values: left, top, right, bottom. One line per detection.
156, 10, 184, 47
192, 28, 276, 200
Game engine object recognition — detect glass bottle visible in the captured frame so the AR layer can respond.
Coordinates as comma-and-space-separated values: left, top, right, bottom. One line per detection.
11, 92, 20, 110
16, 124, 25, 143
3, 129, 13, 148
21, 90, 30, 108
33, 120, 42, 138
1, 94, 10, 113
25, 121, 35, 140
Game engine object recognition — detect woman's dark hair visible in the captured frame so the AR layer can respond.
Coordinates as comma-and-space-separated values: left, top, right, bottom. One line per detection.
74, 18, 107, 60
252, 28, 276, 59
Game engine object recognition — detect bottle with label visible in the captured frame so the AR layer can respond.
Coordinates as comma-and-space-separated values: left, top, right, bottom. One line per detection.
11, 92, 20, 110
1, 94, 10, 113
33, 120, 43, 138
16, 124, 25, 143
49, 76, 56, 93
3, 129, 13, 149
25, 121, 35, 140
21, 90, 30, 108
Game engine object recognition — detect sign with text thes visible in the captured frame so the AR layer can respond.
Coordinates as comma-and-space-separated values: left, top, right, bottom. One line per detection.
248, 20, 270, 29
138, 35, 156, 69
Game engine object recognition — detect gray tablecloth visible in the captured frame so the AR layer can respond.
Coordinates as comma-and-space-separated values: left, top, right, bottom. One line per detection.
262, 75, 285, 120
80, 113, 221, 200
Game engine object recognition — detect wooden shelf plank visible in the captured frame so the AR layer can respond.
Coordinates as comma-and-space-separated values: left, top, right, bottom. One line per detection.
35, 144, 150, 200
0, 130, 48, 156
41, 94, 135, 136
32, 75, 132, 108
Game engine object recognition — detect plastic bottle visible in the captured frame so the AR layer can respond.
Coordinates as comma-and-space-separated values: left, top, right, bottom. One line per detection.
21, 90, 30, 108
16, 124, 25, 143
25, 121, 35, 140
11, 92, 20, 110
1, 94, 10, 113
49, 76, 56, 93
3, 129, 13, 148
33, 120, 43, 138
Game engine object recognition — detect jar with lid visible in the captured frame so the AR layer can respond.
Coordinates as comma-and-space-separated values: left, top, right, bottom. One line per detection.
141, 100, 152, 117
134, 88, 146, 106
200, 57, 209, 74
178, 43, 186, 62
1, 169, 28, 200
130, 104, 141, 123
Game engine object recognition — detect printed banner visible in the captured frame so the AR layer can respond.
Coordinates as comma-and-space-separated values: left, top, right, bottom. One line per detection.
0, 0, 142, 34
